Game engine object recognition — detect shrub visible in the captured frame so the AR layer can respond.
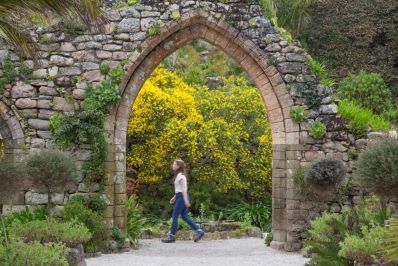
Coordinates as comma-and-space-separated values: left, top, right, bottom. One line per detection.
289, 106, 307, 123
0, 239, 69, 266
264, 231, 273, 247
10, 219, 91, 246
338, 100, 390, 138
112, 226, 127, 249
99, 64, 110, 75
305, 195, 391, 266
356, 139, 398, 196
307, 55, 335, 87
305, 158, 346, 187
127, 196, 146, 248
308, 121, 326, 139
337, 71, 392, 114
62, 199, 108, 253
26, 149, 78, 215
291, 168, 306, 194
384, 216, 398, 263
224, 198, 272, 232
339, 226, 388, 265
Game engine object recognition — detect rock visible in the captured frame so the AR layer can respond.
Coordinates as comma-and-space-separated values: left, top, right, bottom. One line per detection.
59, 67, 82, 76
11, 82, 36, 98
78, 183, 99, 193
355, 139, 368, 150
277, 62, 302, 74
28, 119, 49, 130
52, 97, 75, 112
304, 150, 325, 161
39, 109, 55, 119
73, 89, 86, 100
108, 240, 118, 252
37, 99, 51, 109
16, 98, 37, 109
25, 191, 48, 205
117, 18, 140, 33
50, 55, 73, 66
265, 43, 281, 52
286, 53, 306, 62
60, 42, 76, 52
31, 138, 45, 148
320, 104, 338, 114
22, 109, 38, 118
48, 66, 58, 77
103, 44, 122, 51
66, 244, 85, 266
32, 69, 47, 78
81, 62, 99, 70
96, 51, 112, 59
83, 70, 102, 82
37, 131, 52, 139
51, 193, 64, 205
77, 41, 102, 50
206, 76, 224, 89
112, 52, 128, 60
368, 131, 388, 139
39, 86, 58, 96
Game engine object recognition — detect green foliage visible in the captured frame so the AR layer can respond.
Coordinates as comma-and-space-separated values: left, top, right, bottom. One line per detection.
338, 226, 388, 265
10, 218, 91, 246
264, 231, 273, 246
297, 81, 322, 110
147, 25, 160, 36
224, 198, 272, 232
50, 67, 122, 184
305, 158, 346, 187
112, 226, 127, 249
289, 106, 307, 123
384, 216, 398, 263
307, 55, 335, 87
62, 199, 108, 253
356, 139, 398, 196
337, 71, 392, 114
291, 168, 306, 194
305, 195, 391, 266
26, 149, 78, 215
338, 100, 390, 138
99, 63, 110, 75
69, 194, 107, 215
171, 10, 181, 20
0, 57, 17, 94
126, 196, 146, 248
0, 239, 69, 266
308, 121, 326, 139
260, 0, 325, 37
303, 0, 398, 99
128, 0, 139, 5
64, 23, 86, 37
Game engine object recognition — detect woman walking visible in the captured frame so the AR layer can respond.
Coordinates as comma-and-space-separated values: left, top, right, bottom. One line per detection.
162, 159, 205, 243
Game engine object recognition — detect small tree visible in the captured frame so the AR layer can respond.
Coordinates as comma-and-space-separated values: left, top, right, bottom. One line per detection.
26, 149, 77, 216
0, 160, 26, 247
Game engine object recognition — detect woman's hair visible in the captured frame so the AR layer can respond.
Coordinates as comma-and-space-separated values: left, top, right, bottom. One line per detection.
174, 159, 186, 176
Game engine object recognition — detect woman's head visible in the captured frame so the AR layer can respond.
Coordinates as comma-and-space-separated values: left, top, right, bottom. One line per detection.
172, 159, 185, 174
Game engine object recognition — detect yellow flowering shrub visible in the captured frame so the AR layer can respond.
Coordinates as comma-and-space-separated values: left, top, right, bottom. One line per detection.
127, 64, 272, 200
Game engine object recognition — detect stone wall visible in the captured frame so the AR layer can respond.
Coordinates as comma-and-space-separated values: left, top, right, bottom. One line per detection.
0, 0, 391, 251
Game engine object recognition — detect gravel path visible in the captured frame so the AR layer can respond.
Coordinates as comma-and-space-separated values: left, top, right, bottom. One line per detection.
86, 238, 309, 266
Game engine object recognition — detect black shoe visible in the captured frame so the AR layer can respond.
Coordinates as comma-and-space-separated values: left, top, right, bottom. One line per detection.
161, 234, 176, 243
194, 230, 205, 242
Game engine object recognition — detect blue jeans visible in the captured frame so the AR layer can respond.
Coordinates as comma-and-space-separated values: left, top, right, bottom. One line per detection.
169, 192, 201, 236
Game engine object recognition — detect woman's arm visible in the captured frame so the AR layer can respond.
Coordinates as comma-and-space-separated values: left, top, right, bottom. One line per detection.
170, 195, 176, 204
179, 177, 190, 208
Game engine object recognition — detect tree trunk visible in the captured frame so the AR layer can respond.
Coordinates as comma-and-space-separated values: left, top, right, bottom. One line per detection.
47, 192, 52, 216
1, 214, 8, 248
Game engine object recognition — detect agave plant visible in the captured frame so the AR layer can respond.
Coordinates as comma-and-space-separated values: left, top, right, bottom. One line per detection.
0, 0, 105, 57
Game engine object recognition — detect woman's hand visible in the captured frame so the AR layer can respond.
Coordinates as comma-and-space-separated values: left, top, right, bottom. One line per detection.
184, 200, 191, 208
170, 196, 176, 204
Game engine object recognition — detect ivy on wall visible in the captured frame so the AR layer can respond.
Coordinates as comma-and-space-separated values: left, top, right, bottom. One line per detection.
50, 66, 122, 186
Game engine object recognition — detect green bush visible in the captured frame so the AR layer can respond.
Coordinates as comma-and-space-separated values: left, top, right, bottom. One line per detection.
289, 106, 307, 123
62, 199, 108, 253
305, 195, 391, 266
224, 198, 272, 232
0, 239, 69, 266
10, 219, 91, 246
264, 231, 273, 247
356, 139, 398, 196
384, 216, 398, 263
308, 121, 326, 139
338, 100, 390, 138
112, 226, 127, 249
338, 226, 388, 265
337, 71, 392, 114
127, 196, 146, 248
307, 55, 335, 87
305, 158, 346, 187
99, 64, 110, 75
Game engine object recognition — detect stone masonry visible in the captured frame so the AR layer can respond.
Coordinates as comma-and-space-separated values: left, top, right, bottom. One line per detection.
0, 0, 393, 251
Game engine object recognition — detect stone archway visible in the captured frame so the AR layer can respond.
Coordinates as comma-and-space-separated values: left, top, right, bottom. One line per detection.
107, 11, 298, 250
